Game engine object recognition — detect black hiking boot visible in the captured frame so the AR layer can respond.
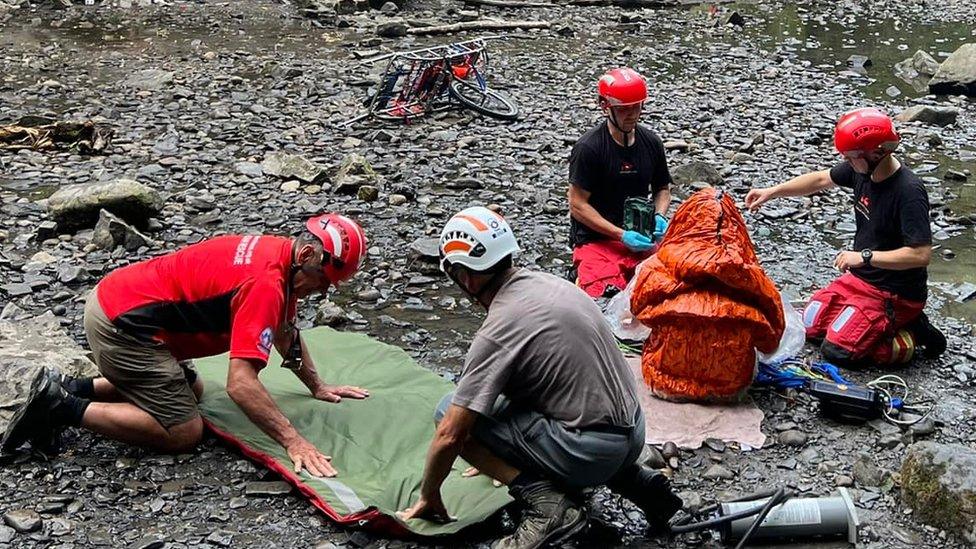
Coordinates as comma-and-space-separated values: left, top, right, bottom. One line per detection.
493, 480, 587, 549
606, 464, 683, 533
1, 367, 68, 454
908, 313, 947, 359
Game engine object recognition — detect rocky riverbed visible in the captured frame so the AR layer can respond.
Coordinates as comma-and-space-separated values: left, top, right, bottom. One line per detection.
1, 0, 975, 547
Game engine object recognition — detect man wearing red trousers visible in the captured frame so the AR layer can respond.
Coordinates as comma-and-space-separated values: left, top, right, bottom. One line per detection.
746, 107, 946, 366
568, 67, 672, 298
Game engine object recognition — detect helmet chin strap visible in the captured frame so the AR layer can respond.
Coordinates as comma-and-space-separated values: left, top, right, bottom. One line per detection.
861, 151, 893, 178
608, 109, 634, 144
281, 245, 327, 371
280, 261, 303, 370
604, 101, 635, 145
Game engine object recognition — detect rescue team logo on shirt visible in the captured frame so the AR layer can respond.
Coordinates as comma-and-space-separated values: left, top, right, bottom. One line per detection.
258, 327, 273, 355
855, 195, 871, 221
620, 161, 636, 175
233, 235, 261, 266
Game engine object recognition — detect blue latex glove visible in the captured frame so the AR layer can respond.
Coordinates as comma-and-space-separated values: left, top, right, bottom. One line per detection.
652, 213, 669, 242
621, 230, 654, 252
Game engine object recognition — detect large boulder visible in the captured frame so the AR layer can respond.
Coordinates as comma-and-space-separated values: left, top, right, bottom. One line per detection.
0, 312, 98, 436
295, 0, 366, 17
901, 441, 976, 543
929, 43, 976, 97
333, 153, 380, 194
261, 151, 326, 183
894, 50, 941, 92
670, 161, 723, 187
895, 105, 960, 127
47, 178, 163, 230
376, 19, 409, 38
123, 69, 175, 91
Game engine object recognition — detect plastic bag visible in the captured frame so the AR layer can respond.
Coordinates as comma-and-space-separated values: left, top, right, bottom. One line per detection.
758, 295, 805, 364
604, 258, 651, 342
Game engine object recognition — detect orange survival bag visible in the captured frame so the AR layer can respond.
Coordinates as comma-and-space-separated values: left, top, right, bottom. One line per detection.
630, 188, 785, 401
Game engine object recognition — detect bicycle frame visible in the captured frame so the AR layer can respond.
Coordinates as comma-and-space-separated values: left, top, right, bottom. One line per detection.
356, 37, 495, 124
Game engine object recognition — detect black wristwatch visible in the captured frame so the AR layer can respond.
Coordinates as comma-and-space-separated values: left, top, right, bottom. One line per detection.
861, 249, 873, 267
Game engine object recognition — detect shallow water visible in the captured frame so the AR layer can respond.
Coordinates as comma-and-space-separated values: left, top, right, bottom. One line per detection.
726, 2, 976, 323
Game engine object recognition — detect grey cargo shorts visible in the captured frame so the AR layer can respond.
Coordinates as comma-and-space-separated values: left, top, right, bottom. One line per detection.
436, 392, 644, 490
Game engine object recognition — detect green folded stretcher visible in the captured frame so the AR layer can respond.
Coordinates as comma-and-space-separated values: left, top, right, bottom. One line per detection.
197, 327, 511, 537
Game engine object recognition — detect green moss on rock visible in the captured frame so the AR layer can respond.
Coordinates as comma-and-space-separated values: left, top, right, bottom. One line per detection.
901, 442, 976, 543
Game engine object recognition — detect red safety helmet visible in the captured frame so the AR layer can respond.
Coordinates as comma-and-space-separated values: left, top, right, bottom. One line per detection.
598, 68, 648, 107
305, 213, 367, 284
834, 107, 900, 156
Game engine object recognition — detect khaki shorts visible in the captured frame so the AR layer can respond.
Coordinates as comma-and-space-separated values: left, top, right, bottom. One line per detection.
84, 289, 199, 429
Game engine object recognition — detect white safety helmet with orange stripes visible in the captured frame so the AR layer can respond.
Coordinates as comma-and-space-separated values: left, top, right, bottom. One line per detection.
439, 206, 520, 274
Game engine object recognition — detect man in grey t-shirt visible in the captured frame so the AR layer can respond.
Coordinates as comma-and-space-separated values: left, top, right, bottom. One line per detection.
398, 207, 681, 549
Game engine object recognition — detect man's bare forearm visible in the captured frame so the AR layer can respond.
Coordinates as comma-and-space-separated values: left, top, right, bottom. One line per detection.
294, 351, 325, 394
773, 170, 835, 198
571, 201, 623, 239
420, 432, 463, 499
227, 360, 300, 447
653, 187, 671, 216
869, 246, 931, 270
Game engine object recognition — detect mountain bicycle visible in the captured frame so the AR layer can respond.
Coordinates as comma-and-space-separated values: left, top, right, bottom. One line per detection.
351, 37, 519, 124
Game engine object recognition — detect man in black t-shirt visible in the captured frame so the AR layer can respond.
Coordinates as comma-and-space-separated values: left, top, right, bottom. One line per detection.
568, 67, 673, 298
745, 108, 946, 365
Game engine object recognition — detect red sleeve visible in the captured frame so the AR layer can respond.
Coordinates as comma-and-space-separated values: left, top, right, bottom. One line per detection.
229, 278, 286, 363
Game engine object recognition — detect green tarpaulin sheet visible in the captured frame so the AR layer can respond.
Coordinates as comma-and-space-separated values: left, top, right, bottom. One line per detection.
197, 327, 511, 537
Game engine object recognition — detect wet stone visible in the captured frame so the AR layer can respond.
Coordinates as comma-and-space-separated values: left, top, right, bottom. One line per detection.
3, 509, 42, 533
46, 517, 72, 537
0, 525, 14, 543
703, 438, 726, 452
703, 464, 734, 480
798, 448, 820, 463
409, 237, 440, 262
1, 282, 32, 297
777, 457, 798, 470
846, 54, 871, 69
779, 430, 808, 447
853, 453, 885, 487
234, 161, 264, 177
36, 501, 66, 514
945, 169, 967, 181
206, 530, 234, 546
129, 536, 165, 549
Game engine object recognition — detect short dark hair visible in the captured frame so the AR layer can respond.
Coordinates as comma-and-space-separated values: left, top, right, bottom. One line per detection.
296, 231, 322, 249
454, 254, 513, 278
295, 231, 324, 263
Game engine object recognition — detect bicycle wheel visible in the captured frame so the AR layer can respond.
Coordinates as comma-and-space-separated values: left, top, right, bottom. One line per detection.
449, 79, 519, 121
